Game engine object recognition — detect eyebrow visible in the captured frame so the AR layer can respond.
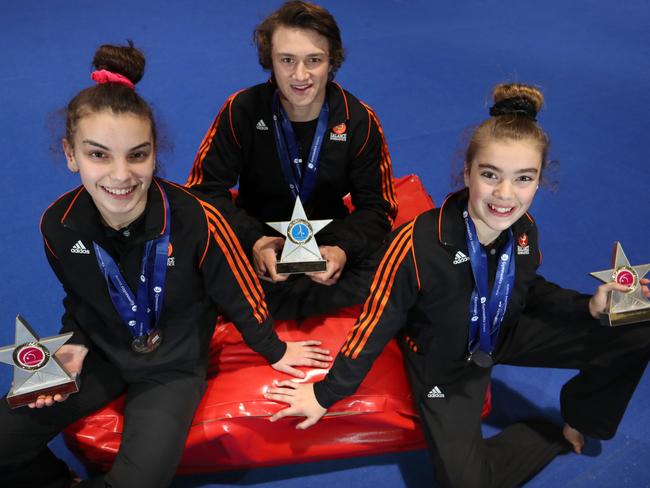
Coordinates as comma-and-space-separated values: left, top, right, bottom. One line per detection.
81, 139, 152, 152
477, 163, 539, 174
276, 51, 326, 57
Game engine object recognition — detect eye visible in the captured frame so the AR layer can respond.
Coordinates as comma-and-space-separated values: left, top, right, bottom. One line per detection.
89, 150, 107, 160
480, 171, 498, 180
279, 56, 294, 64
128, 151, 149, 162
515, 175, 536, 183
305, 57, 323, 67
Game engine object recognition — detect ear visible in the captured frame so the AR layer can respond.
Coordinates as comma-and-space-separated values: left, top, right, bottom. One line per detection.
463, 162, 471, 187
62, 139, 78, 173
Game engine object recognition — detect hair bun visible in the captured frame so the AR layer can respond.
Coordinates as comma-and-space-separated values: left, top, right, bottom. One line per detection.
489, 83, 544, 120
92, 40, 145, 85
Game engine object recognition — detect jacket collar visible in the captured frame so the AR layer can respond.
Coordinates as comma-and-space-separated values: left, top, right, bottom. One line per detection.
437, 188, 535, 250
326, 81, 350, 125
60, 178, 167, 244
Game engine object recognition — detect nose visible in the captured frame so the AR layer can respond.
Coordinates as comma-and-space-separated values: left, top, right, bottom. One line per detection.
111, 158, 131, 181
293, 61, 308, 81
494, 179, 514, 199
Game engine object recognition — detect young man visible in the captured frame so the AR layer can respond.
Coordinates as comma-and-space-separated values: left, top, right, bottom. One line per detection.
187, 1, 398, 320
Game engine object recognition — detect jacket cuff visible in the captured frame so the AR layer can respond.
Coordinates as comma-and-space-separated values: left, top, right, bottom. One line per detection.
334, 239, 358, 264
257, 334, 287, 365
313, 379, 340, 409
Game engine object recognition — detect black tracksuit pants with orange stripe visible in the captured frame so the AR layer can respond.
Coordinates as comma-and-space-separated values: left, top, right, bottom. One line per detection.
406, 314, 650, 488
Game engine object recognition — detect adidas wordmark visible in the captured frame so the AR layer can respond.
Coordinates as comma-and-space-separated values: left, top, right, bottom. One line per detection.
453, 251, 469, 264
70, 240, 90, 255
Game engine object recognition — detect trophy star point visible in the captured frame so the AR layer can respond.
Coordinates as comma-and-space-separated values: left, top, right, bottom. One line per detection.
0, 346, 16, 366
309, 219, 332, 235
267, 221, 288, 235
590, 269, 614, 284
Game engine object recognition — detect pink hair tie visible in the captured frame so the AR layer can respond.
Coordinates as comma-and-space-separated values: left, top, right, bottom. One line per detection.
90, 69, 135, 89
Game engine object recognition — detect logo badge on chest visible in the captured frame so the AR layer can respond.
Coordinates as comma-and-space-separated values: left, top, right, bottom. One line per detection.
329, 122, 347, 141
517, 233, 530, 255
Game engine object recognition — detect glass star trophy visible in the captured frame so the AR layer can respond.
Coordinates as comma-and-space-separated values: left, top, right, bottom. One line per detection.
0, 315, 79, 408
590, 242, 650, 326
266, 197, 332, 274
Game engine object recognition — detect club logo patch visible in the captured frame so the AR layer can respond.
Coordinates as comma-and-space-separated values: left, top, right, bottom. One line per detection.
517, 233, 530, 255
330, 123, 347, 141
167, 242, 175, 267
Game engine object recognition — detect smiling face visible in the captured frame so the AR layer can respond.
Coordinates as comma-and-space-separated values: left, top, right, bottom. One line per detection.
63, 110, 155, 230
271, 25, 331, 122
464, 139, 542, 244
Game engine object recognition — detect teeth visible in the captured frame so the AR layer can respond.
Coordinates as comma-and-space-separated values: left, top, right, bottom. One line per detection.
489, 204, 513, 214
104, 186, 134, 195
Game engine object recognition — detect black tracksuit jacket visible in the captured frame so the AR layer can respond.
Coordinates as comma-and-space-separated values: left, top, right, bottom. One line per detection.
314, 189, 594, 407
186, 81, 398, 263
40, 178, 286, 377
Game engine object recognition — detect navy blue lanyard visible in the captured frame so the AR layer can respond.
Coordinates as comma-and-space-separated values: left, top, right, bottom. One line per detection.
271, 90, 329, 201
93, 185, 170, 340
463, 207, 515, 358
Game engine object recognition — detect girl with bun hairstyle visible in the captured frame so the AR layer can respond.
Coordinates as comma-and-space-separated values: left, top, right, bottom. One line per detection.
0, 42, 331, 488
265, 83, 650, 487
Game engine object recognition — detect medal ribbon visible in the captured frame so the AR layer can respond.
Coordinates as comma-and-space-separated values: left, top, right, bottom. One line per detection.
463, 207, 515, 358
271, 90, 329, 201
93, 184, 170, 341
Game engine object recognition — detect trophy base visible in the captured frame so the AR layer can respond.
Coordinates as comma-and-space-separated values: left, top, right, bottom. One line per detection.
599, 308, 650, 327
7, 377, 79, 409
277, 260, 327, 275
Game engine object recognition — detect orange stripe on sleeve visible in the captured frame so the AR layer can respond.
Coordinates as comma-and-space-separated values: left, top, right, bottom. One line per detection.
60, 187, 86, 225
341, 221, 415, 358
358, 102, 398, 223
331, 82, 350, 119
165, 180, 267, 322
411, 225, 421, 290
153, 180, 168, 236
43, 237, 58, 260
437, 192, 454, 242
40, 186, 88, 260
202, 203, 269, 323
186, 90, 245, 187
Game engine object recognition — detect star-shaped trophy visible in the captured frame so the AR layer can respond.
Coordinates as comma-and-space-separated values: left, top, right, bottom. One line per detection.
266, 197, 332, 274
590, 242, 650, 326
0, 315, 79, 408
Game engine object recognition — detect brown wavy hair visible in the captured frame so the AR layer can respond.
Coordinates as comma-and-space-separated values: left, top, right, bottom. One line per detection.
254, 1, 346, 79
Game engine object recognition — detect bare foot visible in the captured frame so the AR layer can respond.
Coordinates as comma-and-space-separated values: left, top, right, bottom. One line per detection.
563, 423, 584, 454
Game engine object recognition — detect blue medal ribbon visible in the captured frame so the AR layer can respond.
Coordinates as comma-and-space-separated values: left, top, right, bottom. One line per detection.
463, 207, 515, 362
93, 185, 170, 343
271, 90, 329, 202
